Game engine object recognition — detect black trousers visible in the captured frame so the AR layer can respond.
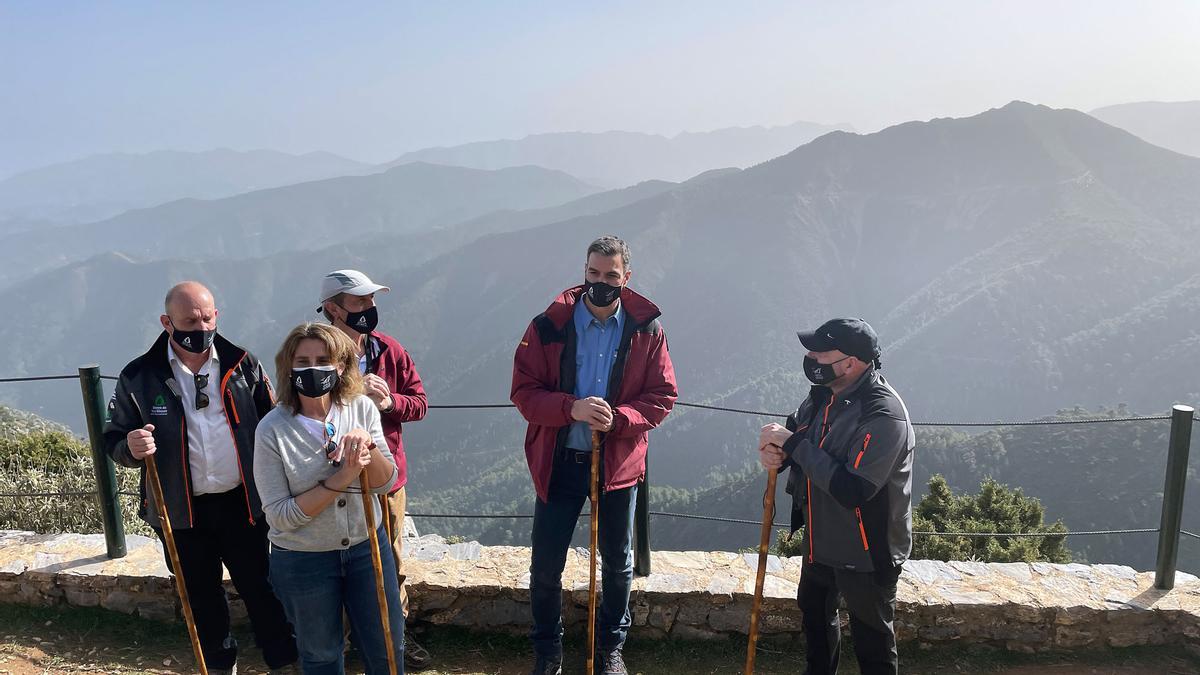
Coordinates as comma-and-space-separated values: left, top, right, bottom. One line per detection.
797, 559, 900, 675
155, 485, 298, 669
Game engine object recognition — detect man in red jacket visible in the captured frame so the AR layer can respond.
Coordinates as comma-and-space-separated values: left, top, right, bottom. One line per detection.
511, 236, 677, 675
319, 268, 431, 670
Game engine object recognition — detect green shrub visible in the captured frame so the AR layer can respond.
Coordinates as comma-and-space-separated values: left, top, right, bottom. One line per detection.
0, 430, 151, 537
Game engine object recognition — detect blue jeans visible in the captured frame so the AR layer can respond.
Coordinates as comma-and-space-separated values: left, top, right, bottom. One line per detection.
530, 449, 636, 658
269, 529, 405, 675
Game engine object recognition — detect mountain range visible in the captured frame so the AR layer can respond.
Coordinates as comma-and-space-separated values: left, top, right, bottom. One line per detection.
0, 149, 371, 226
0, 162, 599, 288
1, 102, 1197, 571
383, 121, 853, 187
0, 120, 850, 234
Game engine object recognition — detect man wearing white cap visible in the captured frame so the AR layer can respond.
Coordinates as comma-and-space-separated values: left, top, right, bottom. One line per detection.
319, 269, 431, 670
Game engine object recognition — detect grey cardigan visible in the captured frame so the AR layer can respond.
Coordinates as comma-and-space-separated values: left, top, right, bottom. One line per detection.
253, 395, 397, 552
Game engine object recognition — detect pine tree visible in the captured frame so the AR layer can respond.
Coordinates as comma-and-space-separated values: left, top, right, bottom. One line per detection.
913, 475, 1071, 563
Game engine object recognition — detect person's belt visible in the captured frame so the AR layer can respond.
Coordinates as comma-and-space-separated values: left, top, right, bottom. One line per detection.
562, 449, 593, 464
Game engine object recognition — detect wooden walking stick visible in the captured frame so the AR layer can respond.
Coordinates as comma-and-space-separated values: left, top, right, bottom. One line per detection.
145, 454, 209, 675
360, 470, 399, 675
379, 493, 401, 570
587, 430, 601, 674
744, 467, 779, 675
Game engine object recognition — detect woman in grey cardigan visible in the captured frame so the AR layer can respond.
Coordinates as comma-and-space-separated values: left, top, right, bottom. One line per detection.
254, 322, 405, 674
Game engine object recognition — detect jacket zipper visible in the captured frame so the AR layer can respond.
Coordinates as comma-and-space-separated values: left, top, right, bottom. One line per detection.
809, 395, 838, 562
220, 354, 256, 525
599, 314, 641, 496
854, 433, 872, 469
856, 507, 870, 551
180, 416, 195, 527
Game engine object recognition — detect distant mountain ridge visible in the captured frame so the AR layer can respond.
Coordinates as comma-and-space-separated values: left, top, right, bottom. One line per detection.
1091, 101, 1200, 158
383, 121, 852, 187
0, 148, 372, 225
0, 162, 600, 288
0, 119, 850, 230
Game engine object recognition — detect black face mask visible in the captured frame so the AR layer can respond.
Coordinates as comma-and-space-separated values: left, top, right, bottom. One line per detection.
292, 366, 339, 399
340, 305, 378, 334
584, 280, 622, 307
803, 355, 852, 385
170, 321, 215, 354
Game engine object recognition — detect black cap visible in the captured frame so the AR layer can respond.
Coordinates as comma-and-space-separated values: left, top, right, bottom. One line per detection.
797, 318, 882, 365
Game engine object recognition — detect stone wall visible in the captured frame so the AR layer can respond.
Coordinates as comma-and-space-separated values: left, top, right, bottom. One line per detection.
2, 529, 1198, 653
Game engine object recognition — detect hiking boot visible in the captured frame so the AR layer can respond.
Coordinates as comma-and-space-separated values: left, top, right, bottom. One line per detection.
596, 648, 628, 675
530, 653, 563, 675
267, 664, 299, 675
404, 630, 432, 671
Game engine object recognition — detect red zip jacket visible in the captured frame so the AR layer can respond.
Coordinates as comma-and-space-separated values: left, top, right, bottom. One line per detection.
365, 330, 428, 492
511, 285, 677, 501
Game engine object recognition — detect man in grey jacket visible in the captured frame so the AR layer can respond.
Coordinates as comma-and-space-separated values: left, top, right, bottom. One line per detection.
759, 318, 914, 675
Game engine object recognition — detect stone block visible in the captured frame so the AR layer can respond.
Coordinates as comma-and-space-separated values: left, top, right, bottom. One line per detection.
671, 623, 725, 641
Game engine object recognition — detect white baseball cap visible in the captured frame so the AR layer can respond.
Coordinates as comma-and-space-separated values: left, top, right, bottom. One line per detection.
317, 269, 390, 312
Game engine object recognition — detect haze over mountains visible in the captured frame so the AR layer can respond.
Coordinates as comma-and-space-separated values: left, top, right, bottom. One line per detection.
1, 102, 1197, 571
0, 163, 600, 287
383, 121, 854, 187
0, 120, 849, 234
1091, 100, 1200, 158
0, 149, 371, 226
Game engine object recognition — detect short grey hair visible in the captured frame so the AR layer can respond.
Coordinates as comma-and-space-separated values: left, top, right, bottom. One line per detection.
586, 235, 631, 271
320, 293, 346, 322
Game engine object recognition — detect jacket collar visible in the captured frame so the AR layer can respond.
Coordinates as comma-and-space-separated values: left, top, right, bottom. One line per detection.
146, 330, 247, 382
809, 367, 879, 406
542, 284, 661, 331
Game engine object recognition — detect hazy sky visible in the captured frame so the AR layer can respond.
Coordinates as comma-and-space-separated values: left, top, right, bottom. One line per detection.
2, 1, 1199, 177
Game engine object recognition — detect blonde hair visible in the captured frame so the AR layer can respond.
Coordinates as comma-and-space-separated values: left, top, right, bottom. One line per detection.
273, 322, 364, 413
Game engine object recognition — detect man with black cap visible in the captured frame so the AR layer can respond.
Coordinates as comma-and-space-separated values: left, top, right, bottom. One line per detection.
758, 318, 914, 675
319, 268, 431, 670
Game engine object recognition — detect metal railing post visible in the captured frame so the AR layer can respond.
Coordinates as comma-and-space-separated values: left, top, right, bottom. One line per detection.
1154, 404, 1194, 590
79, 365, 126, 559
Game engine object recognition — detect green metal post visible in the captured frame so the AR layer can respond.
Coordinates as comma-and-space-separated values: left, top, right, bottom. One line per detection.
79, 365, 126, 559
1154, 404, 1194, 590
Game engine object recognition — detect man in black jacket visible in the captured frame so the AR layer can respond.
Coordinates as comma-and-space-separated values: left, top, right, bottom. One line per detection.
758, 318, 915, 675
104, 282, 297, 675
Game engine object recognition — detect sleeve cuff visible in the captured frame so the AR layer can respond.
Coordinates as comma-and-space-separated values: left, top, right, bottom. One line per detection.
279, 500, 313, 531
610, 408, 628, 436
373, 466, 399, 495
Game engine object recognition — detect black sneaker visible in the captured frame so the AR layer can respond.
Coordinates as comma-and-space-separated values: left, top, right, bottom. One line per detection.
530, 654, 563, 675
597, 649, 628, 675
404, 630, 432, 671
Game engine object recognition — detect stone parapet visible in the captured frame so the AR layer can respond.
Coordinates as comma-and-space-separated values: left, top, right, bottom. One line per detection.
2, 530, 1198, 652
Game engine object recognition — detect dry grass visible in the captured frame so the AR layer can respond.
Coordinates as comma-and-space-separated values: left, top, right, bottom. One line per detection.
0, 430, 151, 537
